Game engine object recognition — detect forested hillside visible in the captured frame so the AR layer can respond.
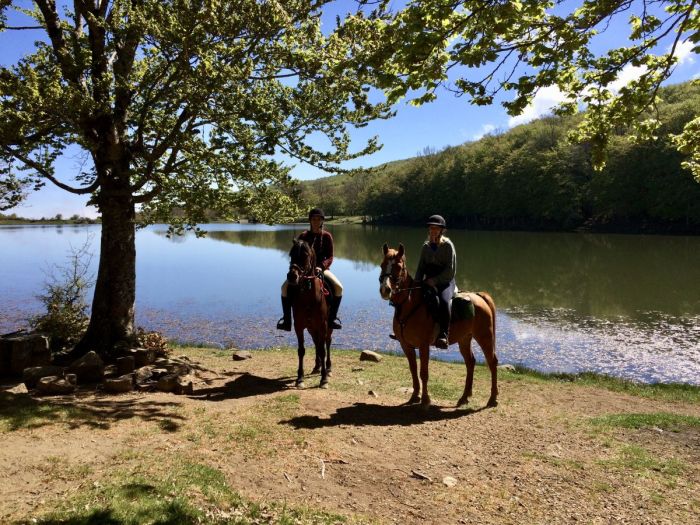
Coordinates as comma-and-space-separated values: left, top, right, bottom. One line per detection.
301, 81, 700, 233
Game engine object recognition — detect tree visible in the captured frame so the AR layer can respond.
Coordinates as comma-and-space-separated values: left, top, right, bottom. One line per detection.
0, 0, 391, 354
366, 0, 699, 177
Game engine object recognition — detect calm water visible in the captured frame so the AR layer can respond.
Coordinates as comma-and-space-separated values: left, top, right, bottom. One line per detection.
1, 223, 699, 384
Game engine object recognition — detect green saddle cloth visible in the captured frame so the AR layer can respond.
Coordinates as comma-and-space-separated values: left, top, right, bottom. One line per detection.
452, 292, 475, 321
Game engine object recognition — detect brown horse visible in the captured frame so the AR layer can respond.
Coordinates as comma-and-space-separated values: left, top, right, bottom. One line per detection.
286, 239, 332, 388
379, 243, 498, 408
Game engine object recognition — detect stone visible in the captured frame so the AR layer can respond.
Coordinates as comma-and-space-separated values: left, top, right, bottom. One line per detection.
36, 375, 76, 395
498, 364, 516, 372
156, 374, 178, 392
22, 365, 65, 389
116, 356, 136, 375
132, 348, 156, 367
7, 383, 29, 394
359, 350, 382, 363
67, 351, 104, 383
104, 374, 134, 393
134, 366, 154, 384
232, 350, 253, 361
442, 476, 458, 487
3, 333, 51, 376
175, 374, 195, 395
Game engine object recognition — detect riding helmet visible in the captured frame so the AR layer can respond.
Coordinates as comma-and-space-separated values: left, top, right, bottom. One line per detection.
426, 214, 446, 228
308, 207, 325, 220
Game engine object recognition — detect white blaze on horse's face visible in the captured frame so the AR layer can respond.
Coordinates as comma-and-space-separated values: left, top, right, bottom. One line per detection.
379, 258, 393, 300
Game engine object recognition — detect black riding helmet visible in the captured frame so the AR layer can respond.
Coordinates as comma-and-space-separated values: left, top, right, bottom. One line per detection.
426, 214, 446, 228
308, 207, 325, 221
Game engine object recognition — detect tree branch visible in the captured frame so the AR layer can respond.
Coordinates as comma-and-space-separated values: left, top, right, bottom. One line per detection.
1, 145, 100, 195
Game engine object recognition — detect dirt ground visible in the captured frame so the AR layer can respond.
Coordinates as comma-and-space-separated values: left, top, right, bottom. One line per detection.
1, 348, 699, 524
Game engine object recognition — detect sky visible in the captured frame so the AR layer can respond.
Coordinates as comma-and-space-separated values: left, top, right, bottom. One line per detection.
1, 1, 699, 219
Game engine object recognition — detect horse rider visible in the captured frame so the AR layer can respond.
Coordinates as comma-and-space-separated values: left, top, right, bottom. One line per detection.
415, 214, 456, 349
277, 207, 344, 331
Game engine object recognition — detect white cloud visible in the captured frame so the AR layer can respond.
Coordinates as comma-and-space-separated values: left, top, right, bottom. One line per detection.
508, 85, 569, 127
472, 123, 496, 140
673, 39, 696, 66
608, 64, 647, 92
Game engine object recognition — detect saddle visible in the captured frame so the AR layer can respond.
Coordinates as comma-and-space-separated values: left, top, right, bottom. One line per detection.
423, 286, 475, 322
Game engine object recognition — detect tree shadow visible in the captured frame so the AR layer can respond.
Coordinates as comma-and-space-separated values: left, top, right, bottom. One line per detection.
281, 401, 489, 429
0, 390, 186, 432
188, 372, 294, 401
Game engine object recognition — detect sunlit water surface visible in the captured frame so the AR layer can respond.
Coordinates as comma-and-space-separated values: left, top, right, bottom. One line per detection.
1, 223, 698, 384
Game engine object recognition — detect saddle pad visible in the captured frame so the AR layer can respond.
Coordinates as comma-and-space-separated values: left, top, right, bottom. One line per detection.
452, 292, 475, 321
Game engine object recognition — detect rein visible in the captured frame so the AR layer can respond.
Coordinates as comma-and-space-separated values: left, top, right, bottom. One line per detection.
386, 267, 425, 341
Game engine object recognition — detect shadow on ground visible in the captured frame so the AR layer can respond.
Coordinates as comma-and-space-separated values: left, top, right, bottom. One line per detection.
281, 401, 488, 429
0, 389, 185, 432
189, 372, 293, 401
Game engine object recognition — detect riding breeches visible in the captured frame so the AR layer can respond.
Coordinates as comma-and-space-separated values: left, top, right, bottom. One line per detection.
281, 269, 344, 297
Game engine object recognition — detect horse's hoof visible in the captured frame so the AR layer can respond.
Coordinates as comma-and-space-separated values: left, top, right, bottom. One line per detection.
487, 397, 498, 408
320, 381, 329, 389
326, 370, 332, 377
420, 397, 431, 410
296, 381, 305, 389
310, 367, 320, 375
456, 396, 469, 408
406, 394, 421, 405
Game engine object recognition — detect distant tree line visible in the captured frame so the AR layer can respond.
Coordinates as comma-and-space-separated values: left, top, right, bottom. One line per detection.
0, 212, 99, 224
301, 82, 700, 233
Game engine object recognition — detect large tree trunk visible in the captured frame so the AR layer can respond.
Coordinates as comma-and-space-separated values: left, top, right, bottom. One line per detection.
73, 189, 136, 357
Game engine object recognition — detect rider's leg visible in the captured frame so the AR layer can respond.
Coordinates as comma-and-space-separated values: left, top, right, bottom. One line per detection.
323, 270, 343, 329
277, 281, 292, 331
435, 281, 455, 349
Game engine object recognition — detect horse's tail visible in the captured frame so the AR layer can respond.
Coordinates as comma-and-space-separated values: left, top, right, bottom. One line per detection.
476, 291, 496, 346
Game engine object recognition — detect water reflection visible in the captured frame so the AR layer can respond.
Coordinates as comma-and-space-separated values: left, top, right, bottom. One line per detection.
1, 223, 699, 384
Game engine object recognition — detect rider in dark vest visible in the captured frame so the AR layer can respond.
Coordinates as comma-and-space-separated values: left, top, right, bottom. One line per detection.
277, 208, 344, 331
415, 215, 456, 349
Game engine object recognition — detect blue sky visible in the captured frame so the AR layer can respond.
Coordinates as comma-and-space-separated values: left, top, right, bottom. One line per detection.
1, 1, 698, 218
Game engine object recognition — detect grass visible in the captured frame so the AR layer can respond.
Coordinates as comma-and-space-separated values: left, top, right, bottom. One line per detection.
599, 444, 686, 477
33, 458, 354, 524
510, 365, 700, 404
0, 392, 107, 432
589, 412, 700, 431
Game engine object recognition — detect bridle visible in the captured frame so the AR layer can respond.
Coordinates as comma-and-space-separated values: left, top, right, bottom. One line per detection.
289, 242, 328, 295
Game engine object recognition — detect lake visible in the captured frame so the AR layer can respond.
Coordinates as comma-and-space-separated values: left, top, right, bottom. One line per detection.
1, 223, 699, 384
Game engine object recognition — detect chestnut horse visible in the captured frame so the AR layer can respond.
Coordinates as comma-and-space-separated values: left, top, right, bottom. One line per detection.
379, 243, 498, 408
286, 239, 332, 388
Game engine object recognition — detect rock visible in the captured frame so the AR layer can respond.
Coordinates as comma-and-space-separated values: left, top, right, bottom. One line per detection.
442, 476, 458, 487
134, 366, 154, 384
368, 390, 379, 398
351, 366, 364, 372
67, 351, 104, 383
1, 333, 51, 376
175, 374, 195, 395
104, 374, 134, 393
150, 367, 170, 379
498, 364, 516, 372
36, 375, 76, 395
104, 364, 118, 378
132, 348, 156, 367
7, 383, 29, 394
156, 374, 178, 392
116, 356, 135, 375
232, 350, 253, 361
359, 350, 382, 363
22, 365, 65, 389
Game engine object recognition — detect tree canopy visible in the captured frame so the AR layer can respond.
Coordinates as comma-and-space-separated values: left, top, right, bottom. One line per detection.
366, 0, 699, 178
0, 0, 392, 230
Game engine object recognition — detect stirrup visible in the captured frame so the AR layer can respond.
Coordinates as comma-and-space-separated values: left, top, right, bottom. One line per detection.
330, 318, 342, 329
389, 333, 398, 341
435, 334, 448, 349
276, 317, 291, 331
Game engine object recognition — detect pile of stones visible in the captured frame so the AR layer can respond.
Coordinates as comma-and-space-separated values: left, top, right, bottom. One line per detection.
1, 330, 202, 396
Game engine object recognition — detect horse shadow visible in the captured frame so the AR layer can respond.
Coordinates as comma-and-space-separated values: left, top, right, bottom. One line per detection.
280, 402, 487, 429
188, 372, 295, 401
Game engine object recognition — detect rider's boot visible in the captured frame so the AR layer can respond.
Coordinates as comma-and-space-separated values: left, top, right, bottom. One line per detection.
276, 295, 292, 331
328, 295, 342, 329
435, 300, 450, 349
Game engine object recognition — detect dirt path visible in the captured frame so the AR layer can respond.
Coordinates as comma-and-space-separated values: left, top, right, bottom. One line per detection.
1, 348, 699, 524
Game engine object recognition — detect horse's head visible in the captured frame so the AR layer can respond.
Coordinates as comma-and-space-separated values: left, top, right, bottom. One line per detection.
379, 242, 406, 300
287, 239, 315, 286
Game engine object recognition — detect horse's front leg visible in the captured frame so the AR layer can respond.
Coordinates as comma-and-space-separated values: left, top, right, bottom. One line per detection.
400, 341, 421, 404
313, 332, 329, 389
418, 344, 431, 408
295, 325, 306, 388
325, 332, 332, 377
